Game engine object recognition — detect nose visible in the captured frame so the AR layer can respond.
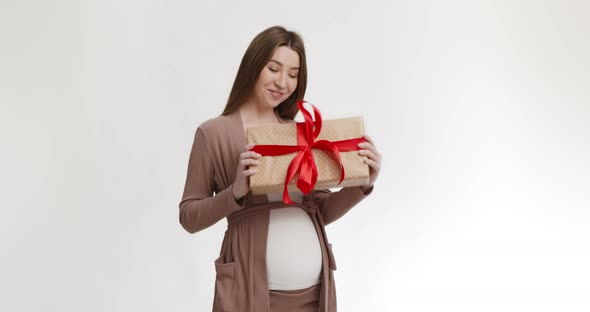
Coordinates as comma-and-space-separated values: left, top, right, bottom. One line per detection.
275, 74, 287, 89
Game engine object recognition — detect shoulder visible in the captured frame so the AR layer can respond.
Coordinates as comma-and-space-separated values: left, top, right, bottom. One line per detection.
196, 113, 236, 138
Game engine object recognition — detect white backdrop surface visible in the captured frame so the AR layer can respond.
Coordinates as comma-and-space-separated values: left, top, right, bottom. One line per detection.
1, 1, 589, 311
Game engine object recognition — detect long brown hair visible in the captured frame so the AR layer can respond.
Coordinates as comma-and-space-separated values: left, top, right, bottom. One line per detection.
221, 26, 307, 121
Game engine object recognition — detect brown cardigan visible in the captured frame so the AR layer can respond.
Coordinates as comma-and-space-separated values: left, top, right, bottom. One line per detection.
179, 109, 373, 312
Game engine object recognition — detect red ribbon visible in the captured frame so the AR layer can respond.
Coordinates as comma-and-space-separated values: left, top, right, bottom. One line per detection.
250, 100, 367, 204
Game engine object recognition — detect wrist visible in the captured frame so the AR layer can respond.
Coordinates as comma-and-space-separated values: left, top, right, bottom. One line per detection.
231, 184, 240, 200
232, 184, 245, 201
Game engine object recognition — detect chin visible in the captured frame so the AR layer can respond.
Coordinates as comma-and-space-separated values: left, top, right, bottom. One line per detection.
265, 100, 281, 108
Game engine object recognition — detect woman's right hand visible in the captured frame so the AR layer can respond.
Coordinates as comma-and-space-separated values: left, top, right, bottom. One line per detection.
232, 144, 261, 200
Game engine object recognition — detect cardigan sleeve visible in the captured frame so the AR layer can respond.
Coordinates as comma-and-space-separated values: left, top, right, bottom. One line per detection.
178, 127, 246, 234
314, 185, 374, 226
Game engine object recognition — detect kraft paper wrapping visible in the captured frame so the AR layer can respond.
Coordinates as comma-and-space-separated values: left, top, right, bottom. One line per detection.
246, 116, 370, 195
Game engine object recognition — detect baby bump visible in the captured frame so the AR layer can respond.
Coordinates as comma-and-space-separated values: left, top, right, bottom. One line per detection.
266, 206, 323, 290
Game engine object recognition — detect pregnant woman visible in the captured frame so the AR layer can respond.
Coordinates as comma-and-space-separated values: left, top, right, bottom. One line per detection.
178, 25, 381, 312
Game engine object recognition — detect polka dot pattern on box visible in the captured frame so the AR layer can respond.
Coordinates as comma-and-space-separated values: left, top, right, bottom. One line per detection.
246, 117, 370, 194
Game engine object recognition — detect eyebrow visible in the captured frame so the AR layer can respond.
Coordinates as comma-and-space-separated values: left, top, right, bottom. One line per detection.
269, 59, 300, 70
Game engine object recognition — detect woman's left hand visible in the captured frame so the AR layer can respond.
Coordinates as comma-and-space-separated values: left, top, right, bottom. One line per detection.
358, 134, 381, 191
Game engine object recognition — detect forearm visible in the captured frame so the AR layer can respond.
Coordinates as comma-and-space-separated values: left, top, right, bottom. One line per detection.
179, 185, 245, 234
317, 185, 374, 226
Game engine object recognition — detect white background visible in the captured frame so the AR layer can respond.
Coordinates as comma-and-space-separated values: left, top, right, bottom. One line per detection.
1, 0, 589, 311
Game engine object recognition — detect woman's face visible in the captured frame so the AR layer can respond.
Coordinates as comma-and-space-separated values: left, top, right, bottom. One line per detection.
251, 46, 300, 110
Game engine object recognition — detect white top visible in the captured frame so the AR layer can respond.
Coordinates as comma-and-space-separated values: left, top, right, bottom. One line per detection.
266, 191, 322, 290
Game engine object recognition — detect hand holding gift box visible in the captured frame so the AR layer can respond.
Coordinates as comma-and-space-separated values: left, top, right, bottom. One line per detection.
246, 100, 372, 204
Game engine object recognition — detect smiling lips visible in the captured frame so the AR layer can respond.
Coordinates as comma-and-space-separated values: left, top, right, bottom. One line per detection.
269, 89, 283, 100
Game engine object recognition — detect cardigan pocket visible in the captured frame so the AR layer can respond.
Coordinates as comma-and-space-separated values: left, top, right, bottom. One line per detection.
327, 243, 338, 271
214, 256, 236, 311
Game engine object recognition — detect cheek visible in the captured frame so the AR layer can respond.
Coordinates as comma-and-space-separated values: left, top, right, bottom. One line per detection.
288, 79, 298, 91
258, 71, 273, 85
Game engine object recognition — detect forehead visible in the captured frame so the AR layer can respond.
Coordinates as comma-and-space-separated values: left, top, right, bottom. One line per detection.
269, 46, 300, 69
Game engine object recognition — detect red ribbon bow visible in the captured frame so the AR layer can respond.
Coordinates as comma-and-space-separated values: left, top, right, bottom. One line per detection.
250, 100, 367, 204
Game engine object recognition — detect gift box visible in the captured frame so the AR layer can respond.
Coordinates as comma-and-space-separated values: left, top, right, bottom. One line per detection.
246, 100, 370, 203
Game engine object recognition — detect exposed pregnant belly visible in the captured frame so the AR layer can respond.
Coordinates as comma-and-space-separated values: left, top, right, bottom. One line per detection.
266, 192, 322, 290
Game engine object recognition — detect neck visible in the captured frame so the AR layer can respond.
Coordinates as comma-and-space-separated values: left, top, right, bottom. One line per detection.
239, 100, 279, 125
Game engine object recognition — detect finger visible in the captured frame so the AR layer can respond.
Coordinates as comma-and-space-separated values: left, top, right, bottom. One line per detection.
244, 143, 255, 150
369, 145, 381, 160
243, 168, 257, 176
240, 158, 260, 167
363, 134, 376, 148
364, 158, 380, 169
358, 149, 379, 161
358, 142, 381, 159
240, 151, 262, 159
362, 136, 381, 157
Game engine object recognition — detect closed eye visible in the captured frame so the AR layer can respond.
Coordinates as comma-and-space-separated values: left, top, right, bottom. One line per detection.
268, 67, 298, 79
